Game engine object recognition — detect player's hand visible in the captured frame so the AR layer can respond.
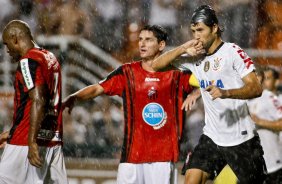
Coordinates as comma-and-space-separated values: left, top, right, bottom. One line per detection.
205, 85, 226, 100
250, 114, 262, 125
181, 89, 201, 111
183, 39, 205, 56
0, 131, 9, 149
62, 95, 76, 114
28, 142, 43, 168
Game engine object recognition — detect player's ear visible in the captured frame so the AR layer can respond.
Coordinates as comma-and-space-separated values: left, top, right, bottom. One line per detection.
10, 34, 18, 45
212, 24, 218, 35
159, 40, 166, 52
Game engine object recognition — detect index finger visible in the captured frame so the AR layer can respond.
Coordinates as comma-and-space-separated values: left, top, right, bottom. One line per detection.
205, 85, 213, 92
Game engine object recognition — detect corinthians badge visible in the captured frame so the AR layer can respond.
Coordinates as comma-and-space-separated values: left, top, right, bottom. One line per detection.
204, 61, 210, 72
212, 57, 222, 71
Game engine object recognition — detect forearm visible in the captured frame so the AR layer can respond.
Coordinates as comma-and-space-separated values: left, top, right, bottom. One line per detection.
71, 84, 104, 101
223, 71, 263, 99
255, 118, 282, 131
152, 46, 186, 71
0, 131, 10, 142
223, 85, 262, 99
28, 99, 45, 145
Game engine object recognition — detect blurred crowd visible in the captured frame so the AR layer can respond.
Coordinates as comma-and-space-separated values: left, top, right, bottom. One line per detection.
0, 0, 282, 159
1, 0, 281, 61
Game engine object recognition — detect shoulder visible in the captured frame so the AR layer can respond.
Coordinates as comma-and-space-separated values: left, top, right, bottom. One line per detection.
121, 61, 141, 70
24, 48, 55, 64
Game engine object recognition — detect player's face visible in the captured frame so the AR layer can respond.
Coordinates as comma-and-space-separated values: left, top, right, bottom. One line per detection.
263, 70, 277, 91
138, 30, 165, 60
190, 22, 217, 51
2, 32, 21, 62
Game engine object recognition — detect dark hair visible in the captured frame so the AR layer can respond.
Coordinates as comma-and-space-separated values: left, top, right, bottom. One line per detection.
140, 25, 168, 43
265, 67, 280, 80
191, 5, 223, 35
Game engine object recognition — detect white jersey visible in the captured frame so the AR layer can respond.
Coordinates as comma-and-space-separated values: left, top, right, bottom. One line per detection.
248, 89, 282, 173
174, 42, 256, 146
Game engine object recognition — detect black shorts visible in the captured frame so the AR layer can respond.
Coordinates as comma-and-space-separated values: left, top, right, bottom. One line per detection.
182, 134, 267, 184
265, 168, 282, 184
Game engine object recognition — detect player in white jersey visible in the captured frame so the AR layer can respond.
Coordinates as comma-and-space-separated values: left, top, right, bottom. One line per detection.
249, 67, 282, 183
152, 5, 266, 184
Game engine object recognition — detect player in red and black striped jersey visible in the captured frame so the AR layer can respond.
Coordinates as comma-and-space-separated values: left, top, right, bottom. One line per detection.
10, 47, 63, 146
63, 25, 202, 184
0, 20, 67, 184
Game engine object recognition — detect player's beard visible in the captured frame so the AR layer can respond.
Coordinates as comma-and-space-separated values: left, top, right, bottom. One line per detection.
204, 36, 216, 51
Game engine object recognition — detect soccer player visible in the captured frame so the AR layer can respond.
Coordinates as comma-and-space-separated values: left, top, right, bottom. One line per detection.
152, 5, 267, 184
0, 20, 68, 184
63, 25, 202, 184
249, 67, 282, 184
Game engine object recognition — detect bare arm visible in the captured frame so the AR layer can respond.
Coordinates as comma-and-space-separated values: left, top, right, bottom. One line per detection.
152, 39, 204, 71
28, 86, 46, 168
0, 131, 9, 148
206, 71, 262, 100
251, 114, 282, 131
62, 84, 104, 113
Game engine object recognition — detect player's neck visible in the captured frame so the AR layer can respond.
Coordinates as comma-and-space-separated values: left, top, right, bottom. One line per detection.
20, 41, 36, 57
141, 59, 155, 72
207, 37, 222, 55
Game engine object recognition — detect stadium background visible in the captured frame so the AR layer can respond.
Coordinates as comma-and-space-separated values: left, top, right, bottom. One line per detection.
0, 0, 281, 183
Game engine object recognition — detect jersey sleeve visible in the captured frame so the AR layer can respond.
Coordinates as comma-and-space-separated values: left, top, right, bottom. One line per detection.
179, 71, 193, 93
99, 66, 125, 96
189, 74, 200, 88
231, 44, 255, 78
20, 58, 45, 91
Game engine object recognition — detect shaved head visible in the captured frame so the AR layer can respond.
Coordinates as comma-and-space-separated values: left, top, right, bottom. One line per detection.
2, 20, 35, 61
3, 20, 33, 40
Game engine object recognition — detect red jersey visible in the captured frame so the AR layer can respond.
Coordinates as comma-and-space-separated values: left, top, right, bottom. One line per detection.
99, 61, 192, 163
8, 48, 63, 147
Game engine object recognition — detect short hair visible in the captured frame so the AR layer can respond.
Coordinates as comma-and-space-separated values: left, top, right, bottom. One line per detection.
264, 67, 280, 80
191, 5, 223, 36
3, 20, 33, 40
140, 25, 168, 43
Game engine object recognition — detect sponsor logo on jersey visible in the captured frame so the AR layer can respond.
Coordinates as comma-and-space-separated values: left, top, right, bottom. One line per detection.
204, 61, 210, 72
148, 87, 158, 100
233, 44, 253, 69
212, 57, 222, 71
142, 103, 167, 129
20, 58, 34, 90
145, 77, 160, 82
200, 79, 224, 89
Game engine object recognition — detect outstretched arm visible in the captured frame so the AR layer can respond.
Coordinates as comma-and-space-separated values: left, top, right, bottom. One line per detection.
62, 84, 104, 113
205, 71, 262, 100
152, 39, 204, 71
251, 114, 282, 131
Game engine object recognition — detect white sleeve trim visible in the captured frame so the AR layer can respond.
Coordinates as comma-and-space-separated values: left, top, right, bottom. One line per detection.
20, 58, 34, 90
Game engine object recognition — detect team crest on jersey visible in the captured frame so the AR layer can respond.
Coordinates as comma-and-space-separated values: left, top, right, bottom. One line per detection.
204, 61, 210, 72
142, 103, 167, 130
212, 57, 222, 71
148, 87, 158, 100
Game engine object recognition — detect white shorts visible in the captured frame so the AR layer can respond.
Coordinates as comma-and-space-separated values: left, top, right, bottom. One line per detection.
0, 144, 68, 184
117, 162, 177, 184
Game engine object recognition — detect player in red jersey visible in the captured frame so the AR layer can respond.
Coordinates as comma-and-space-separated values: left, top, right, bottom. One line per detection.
63, 25, 202, 184
0, 20, 68, 184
